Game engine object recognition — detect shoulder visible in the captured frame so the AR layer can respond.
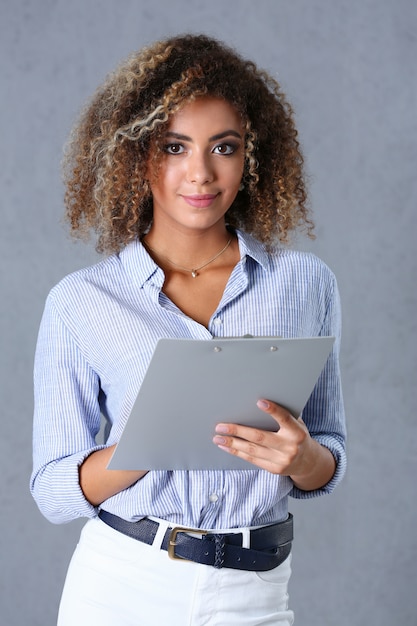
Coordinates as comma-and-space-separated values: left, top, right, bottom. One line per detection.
51, 253, 121, 292
270, 248, 337, 283
270, 250, 339, 309
46, 253, 124, 314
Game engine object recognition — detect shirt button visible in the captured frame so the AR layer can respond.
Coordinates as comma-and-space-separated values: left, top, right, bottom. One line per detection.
209, 493, 219, 503
213, 318, 223, 326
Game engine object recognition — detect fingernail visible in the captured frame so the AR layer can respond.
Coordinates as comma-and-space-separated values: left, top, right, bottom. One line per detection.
215, 424, 228, 433
257, 399, 270, 409
213, 435, 226, 445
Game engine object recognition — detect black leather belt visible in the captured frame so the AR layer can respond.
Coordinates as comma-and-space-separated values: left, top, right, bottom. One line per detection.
98, 510, 293, 571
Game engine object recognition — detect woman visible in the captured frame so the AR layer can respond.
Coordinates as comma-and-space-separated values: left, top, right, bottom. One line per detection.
31, 34, 346, 625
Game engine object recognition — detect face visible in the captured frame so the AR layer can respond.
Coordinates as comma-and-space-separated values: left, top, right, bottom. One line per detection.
147, 97, 245, 235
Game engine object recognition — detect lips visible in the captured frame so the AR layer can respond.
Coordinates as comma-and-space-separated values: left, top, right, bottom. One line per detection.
181, 194, 218, 208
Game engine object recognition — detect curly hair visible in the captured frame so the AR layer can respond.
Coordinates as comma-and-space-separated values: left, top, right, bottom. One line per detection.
63, 33, 313, 253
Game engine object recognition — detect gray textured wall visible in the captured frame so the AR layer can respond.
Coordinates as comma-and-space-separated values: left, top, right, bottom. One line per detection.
1, 1, 416, 624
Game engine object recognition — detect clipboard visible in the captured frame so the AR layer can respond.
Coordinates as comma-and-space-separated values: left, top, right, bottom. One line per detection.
108, 336, 335, 471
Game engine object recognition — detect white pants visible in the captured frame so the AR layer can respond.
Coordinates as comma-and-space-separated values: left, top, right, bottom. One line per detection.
58, 517, 294, 626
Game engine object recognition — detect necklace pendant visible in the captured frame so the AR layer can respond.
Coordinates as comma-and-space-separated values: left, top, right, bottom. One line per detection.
143, 236, 232, 279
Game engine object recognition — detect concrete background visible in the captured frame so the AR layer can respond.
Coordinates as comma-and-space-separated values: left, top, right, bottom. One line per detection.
1, 0, 416, 624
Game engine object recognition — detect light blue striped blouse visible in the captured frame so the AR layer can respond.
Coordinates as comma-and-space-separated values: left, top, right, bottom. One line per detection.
31, 229, 346, 528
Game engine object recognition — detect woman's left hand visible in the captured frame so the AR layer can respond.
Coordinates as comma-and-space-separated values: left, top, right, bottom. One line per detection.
213, 399, 336, 490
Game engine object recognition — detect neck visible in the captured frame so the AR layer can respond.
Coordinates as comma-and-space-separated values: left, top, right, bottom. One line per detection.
143, 225, 232, 268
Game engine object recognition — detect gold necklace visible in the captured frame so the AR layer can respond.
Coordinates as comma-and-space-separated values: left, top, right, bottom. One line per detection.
142, 237, 233, 278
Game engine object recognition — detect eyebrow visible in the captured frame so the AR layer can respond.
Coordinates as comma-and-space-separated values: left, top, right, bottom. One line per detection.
165, 130, 242, 142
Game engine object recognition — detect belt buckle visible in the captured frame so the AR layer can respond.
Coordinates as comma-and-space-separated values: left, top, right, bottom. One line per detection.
167, 526, 208, 561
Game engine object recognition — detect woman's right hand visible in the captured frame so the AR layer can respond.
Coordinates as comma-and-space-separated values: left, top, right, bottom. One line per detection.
79, 445, 148, 506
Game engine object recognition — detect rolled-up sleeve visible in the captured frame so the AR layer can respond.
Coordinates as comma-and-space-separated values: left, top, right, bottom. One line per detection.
30, 295, 105, 523
290, 271, 347, 499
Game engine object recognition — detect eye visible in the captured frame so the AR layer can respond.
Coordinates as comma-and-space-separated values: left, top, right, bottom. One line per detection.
213, 143, 237, 155
164, 143, 185, 155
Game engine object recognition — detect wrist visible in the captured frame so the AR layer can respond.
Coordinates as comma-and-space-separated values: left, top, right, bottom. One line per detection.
290, 441, 336, 491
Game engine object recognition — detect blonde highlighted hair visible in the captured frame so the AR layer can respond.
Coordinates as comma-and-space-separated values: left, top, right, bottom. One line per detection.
63, 34, 313, 253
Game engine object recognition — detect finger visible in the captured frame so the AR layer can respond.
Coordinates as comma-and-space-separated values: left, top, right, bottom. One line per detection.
256, 399, 300, 429
214, 422, 274, 443
213, 432, 274, 459
213, 419, 290, 461
212, 434, 286, 474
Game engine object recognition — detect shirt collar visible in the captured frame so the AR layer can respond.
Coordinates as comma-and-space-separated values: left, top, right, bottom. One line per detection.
234, 229, 270, 271
119, 229, 270, 289
119, 239, 164, 289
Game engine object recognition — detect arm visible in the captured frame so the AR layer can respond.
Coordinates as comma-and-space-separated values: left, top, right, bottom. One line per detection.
31, 295, 145, 522
79, 446, 146, 507
213, 267, 346, 492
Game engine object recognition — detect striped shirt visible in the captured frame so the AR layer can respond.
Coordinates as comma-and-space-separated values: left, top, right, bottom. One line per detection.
31, 229, 346, 528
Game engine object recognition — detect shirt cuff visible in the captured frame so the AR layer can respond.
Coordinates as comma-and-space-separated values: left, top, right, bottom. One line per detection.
32, 446, 107, 524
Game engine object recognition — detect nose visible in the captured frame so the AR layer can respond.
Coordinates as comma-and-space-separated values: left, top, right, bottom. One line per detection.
187, 151, 214, 185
